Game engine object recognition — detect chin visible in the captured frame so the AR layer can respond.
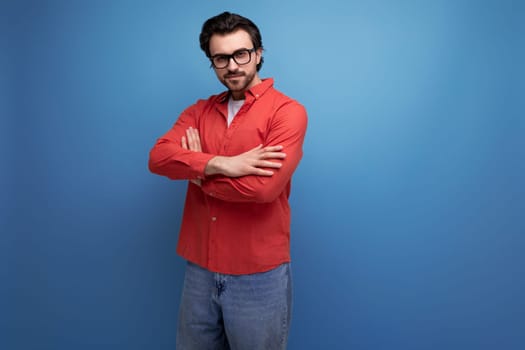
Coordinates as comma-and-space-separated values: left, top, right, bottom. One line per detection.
227, 81, 246, 91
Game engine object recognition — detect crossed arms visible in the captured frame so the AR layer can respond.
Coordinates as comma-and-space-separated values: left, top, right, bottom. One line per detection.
182, 126, 286, 179
149, 101, 307, 203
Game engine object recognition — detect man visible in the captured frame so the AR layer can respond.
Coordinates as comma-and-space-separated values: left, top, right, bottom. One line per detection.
149, 11, 307, 350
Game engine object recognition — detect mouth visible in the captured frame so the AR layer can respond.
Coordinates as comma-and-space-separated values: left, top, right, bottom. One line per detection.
225, 73, 244, 79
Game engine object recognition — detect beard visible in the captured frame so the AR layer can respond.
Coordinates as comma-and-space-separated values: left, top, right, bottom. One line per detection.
219, 69, 257, 96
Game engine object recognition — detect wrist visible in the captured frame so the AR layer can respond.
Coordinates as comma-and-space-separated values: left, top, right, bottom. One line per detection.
205, 156, 225, 176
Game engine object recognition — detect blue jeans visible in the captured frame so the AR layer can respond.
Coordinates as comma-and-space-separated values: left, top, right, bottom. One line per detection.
176, 262, 292, 350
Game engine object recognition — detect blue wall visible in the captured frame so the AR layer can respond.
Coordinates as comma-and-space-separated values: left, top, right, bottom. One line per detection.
3, 1, 524, 349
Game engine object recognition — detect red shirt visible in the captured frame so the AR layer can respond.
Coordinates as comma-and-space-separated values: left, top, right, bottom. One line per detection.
148, 78, 307, 274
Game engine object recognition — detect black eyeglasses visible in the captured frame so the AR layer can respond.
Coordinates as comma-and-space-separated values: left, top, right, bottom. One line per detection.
210, 48, 256, 69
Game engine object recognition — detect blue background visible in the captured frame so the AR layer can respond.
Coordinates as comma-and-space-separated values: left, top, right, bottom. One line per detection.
2, 0, 524, 349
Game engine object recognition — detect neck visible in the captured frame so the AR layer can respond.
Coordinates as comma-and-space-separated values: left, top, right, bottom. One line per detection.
230, 93, 245, 101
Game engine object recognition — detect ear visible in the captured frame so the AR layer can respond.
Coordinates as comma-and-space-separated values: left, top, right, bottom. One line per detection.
256, 47, 263, 64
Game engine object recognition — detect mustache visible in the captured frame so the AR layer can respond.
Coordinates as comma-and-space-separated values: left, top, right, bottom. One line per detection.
224, 71, 245, 78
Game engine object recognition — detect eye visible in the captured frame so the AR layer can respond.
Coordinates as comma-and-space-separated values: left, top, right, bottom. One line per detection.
234, 50, 249, 59
214, 55, 229, 64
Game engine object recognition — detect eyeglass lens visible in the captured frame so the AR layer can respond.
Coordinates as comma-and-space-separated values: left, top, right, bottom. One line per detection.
212, 49, 253, 68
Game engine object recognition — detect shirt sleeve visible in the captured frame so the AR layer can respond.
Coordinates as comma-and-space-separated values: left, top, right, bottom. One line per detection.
148, 101, 216, 180
200, 101, 308, 203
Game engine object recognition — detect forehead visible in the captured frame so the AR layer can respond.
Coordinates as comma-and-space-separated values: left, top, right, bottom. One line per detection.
209, 29, 253, 55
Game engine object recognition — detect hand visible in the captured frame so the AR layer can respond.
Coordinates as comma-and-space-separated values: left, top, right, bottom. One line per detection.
181, 127, 202, 186
206, 144, 286, 178
181, 126, 202, 152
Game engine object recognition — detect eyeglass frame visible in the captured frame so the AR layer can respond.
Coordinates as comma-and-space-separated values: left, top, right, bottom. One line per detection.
209, 48, 257, 69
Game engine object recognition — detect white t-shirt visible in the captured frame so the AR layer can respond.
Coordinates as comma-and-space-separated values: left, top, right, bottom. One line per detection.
227, 96, 244, 126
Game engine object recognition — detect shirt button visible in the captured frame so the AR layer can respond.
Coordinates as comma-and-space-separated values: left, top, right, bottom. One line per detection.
211, 217, 217, 222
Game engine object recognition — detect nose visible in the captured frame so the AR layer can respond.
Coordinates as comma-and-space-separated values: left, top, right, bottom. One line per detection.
226, 57, 239, 69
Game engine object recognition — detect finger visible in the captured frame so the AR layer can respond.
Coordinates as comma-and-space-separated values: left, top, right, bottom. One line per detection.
260, 151, 287, 159
253, 168, 275, 176
188, 127, 202, 152
191, 128, 202, 151
257, 160, 282, 169
181, 136, 188, 150
186, 128, 193, 144
186, 128, 196, 150
263, 145, 284, 152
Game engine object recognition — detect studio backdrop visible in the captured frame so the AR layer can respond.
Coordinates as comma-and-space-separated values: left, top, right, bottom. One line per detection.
3, 0, 524, 349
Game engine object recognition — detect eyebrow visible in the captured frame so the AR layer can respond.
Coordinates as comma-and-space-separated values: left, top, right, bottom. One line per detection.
210, 47, 251, 57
